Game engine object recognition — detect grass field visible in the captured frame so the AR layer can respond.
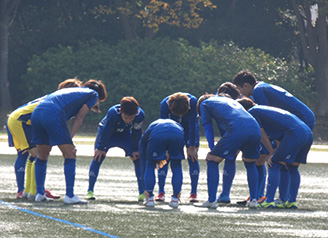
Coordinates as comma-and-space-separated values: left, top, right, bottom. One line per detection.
1, 154, 328, 238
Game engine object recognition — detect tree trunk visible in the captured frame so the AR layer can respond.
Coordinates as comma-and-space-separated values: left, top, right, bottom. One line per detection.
0, 0, 13, 123
314, 60, 328, 116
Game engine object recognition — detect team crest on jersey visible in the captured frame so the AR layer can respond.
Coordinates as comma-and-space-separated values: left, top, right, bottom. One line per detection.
153, 152, 158, 157
223, 150, 229, 155
285, 155, 291, 160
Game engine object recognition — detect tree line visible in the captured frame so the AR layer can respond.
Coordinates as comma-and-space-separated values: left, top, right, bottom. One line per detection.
0, 0, 327, 139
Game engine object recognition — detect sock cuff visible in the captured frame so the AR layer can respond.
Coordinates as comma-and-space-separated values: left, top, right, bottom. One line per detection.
64, 158, 76, 165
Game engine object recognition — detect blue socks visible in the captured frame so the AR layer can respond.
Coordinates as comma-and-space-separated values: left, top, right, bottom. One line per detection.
220, 159, 236, 199
257, 164, 266, 198
15, 151, 29, 193
133, 159, 144, 195
188, 158, 199, 194
88, 156, 105, 192
207, 161, 219, 203
287, 165, 300, 203
35, 158, 48, 195
157, 163, 168, 194
144, 160, 157, 197
64, 158, 76, 198
266, 162, 283, 202
171, 160, 183, 198
243, 161, 258, 201
279, 166, 290, 202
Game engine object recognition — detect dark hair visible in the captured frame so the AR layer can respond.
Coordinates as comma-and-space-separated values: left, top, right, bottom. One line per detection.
196, 93, 214, 115
232, 70, 257, 87
168, 92, 190, 116
237, 97, 255, 111
120, 96, 139, 115
83, 79, 107, 102
58, 78, 83, 89
217, 82, 241, 99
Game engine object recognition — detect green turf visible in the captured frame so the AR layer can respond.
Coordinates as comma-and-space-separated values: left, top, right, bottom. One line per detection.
0, 154, 328, 237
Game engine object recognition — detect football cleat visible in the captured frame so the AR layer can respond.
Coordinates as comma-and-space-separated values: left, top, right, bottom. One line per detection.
188, 193, 199, 203
155, 192, 165, 202
169, 197, 180, 208
236, 196, 250, 205
138, 193, 146, 202
35, 193, 53, 202
16, 190, 27, 199
246, 198, 258, 208
44, 189, 60, 199
144, 196, 155, 207
194, 200, 218, 209
86, 191, 96, 200
64, 195, 88, 204
259, 201, 275, 208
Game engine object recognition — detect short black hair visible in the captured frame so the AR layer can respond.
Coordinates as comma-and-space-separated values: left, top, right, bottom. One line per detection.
217, 82, 241, 99
232, 70, 257, 87
120, 96, 139, 115
237, 97, 255, 111
84, 79, 107, 102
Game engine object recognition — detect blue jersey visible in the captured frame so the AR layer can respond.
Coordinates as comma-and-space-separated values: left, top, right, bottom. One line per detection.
252, 82, 315, 129
35, 87, 98, 121
248, 105, 311, 141
248, 105, 313, 164
95, 104, 144, 151
200, 96, 261, 160
139, 119, 185, 161
200, 96, 258, 133
160, 93, 198, 147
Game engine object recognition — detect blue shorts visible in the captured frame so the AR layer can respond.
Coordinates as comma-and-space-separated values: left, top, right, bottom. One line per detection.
146, 131, 185, 161
95, 130, 133, 156
31, 109, 73, 146
272, 128, 313, 164
210, 129, 261, 160
260, 139, 277, 154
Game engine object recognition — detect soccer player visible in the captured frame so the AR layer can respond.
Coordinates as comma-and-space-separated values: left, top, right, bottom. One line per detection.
6, 78, 82, 200
140, 118, 185, 208
238, 98, 313, 208
233, 70, 315, 205
215, 82, 243, 203
195, 93, 261, 208
86, 96, 145, 201
155, 92, 200, 203
31, 79, 107, 204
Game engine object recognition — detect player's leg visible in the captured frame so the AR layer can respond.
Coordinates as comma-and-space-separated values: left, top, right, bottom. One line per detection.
87, 155, 106, 196
278, 166, 290, 203
187, 156, 199, 197
143, 159, 157, 207
264, 162, 283, 205
34, 144, 51, 200
242, 158, 259, 203
15, 151, 29, 197
155, 163, 168, 201
218, 158, 236, 203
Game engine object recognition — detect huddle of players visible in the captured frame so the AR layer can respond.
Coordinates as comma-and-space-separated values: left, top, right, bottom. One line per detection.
7, 69, 314, 208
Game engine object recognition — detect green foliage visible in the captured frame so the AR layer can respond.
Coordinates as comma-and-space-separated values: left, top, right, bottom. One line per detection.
22, 38, 315, 130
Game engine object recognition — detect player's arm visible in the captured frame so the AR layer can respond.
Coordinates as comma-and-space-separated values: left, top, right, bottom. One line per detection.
160, 100, 169, 119
70, 104, 90, 138
187, 100, 198, 161
260, 128, 275, 166
203, 123, 215, 150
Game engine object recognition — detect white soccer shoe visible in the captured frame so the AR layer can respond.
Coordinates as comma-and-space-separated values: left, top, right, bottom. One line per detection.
169, 197, 180, 208
246, 198, 258, 209
64, 195, 88, 204
143, 196, 155, 207
194, 200, 218, 209
35, 193, 53, 202
27, 193, 36, 201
